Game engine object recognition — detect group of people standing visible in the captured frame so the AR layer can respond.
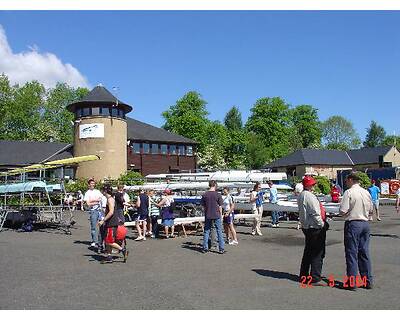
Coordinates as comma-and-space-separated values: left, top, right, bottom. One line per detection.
134, 188, 175, 240
298, 172, 374, 290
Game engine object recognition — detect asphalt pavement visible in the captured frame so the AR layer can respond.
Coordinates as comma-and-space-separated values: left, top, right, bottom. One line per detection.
0, 206, 399, 309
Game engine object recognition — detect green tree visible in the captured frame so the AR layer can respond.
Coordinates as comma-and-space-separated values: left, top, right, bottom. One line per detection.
162, 91, 209, 152
224, 106, 242, 131
0, 74, 89, 143
290, 105, 322, 148
321, 116, 361, 151
363, 120, 386, 148
382, 135, 400, 149
3, 80, 45, 141
43, 83, 89, 143
245, 97, 291, 160
222, 106, 247, 168
244, 133, 271, 169
0, 74, 14, 140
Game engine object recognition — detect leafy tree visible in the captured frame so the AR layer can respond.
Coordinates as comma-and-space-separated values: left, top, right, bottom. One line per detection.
321, 116, 361, 151
162, 91, 210, 152
244, 133, 271, 169
2, 80, 45, 141
204, 120, 229, 152
290, 105, 322, 148
224, 106, 242, 131
43, 83, 89, 143
245, 97, 291, 160
225, 129, 247, 169
0, 74, 88, 143
382, 135, 400, 149
363, 120, 386, 148
222, 106, 247, 168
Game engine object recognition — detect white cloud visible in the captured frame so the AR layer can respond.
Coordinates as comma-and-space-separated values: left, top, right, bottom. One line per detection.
0, 25, 89, 88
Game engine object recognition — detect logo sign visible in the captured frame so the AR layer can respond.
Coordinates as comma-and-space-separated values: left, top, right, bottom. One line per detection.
79, 123, 104, 139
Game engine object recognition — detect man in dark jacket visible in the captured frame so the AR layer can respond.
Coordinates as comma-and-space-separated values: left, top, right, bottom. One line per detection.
201, 180, 225, 254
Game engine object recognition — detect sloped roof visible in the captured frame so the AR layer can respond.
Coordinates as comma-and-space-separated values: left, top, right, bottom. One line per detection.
67, 85, 132, 113
0, 140, 73, 167
126, 117, 197, 144
266, 149, 354, 168
347, 146, 393, 165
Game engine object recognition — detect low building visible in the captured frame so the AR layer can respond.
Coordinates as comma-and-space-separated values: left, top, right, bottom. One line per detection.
266, 146, 400, 180
266, 149, 354, 180
348, 146, 400, 171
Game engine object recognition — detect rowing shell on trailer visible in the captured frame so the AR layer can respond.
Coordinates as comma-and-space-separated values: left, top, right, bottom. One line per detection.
234, 200, 340, 215
124, 182, 293, 191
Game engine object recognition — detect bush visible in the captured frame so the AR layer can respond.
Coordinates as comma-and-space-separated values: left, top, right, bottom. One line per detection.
65, 171, 144, 194
355, 172, 371, 189
313, 176, 331, 195
65, 178, 92, 194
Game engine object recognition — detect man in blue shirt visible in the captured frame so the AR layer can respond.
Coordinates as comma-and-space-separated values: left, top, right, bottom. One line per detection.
368, 180, 381, 221
267, 181, 280, 227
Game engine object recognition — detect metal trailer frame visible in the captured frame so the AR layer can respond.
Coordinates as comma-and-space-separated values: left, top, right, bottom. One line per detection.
0, 169, 74, 234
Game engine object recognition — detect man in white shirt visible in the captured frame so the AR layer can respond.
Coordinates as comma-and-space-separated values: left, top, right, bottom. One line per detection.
339, 172, 374, 290
83, 179, 103, 249
395, 188, 400, 214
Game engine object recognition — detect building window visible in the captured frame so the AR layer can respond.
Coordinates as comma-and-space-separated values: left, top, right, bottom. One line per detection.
132, 143, 141, 154
186, 145, 193, 156
91, 107, 100, 116
178, 145, 185, 155
82, 107, 91, 117
111, 108, 119, 117
143, 143, 150, 154
100, 107, 112, 116
151, 144, 159, 154
160, 144, 168, 155
75, 108, 82, 118
169, 145, 177, 155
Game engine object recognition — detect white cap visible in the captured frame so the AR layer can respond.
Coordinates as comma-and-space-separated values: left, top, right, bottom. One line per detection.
295, 183, 304, 194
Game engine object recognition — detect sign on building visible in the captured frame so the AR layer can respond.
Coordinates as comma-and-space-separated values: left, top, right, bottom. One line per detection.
79, 123, 104, 139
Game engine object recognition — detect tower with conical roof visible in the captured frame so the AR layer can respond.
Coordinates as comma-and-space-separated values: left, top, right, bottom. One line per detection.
66, 85, 133, 180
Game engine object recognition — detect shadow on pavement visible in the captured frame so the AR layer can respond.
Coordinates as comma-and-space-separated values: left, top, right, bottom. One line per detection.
83, 253, 104, 262
181, 241, 204, 253
252, 269, 299, 282
370, 233, 399, 239
73, 240, 92, 246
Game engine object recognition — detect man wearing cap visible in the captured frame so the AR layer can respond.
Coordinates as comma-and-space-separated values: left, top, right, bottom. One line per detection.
340, 172, 374, 290
367, 180, 381, 221
298, 175, 326, 285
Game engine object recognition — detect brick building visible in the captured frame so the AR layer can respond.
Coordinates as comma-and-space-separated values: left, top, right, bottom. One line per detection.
0, 85, 197, 179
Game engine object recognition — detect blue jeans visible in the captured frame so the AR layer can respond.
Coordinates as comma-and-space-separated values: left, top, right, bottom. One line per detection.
203, 218, 224, 251
89, 209, 100, 244
344, 220, 373, 286
151, 215, 159, 237
271, 211, 280, 225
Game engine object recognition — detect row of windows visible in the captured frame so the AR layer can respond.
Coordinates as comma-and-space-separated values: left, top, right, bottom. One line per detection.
131, 143, 194, 156
75, 107, 126, 119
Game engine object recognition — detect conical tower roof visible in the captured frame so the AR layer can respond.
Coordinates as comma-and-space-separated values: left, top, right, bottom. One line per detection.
67, 85, 133, 113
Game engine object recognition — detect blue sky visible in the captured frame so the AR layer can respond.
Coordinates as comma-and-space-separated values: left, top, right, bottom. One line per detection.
0, 11, 399, 139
